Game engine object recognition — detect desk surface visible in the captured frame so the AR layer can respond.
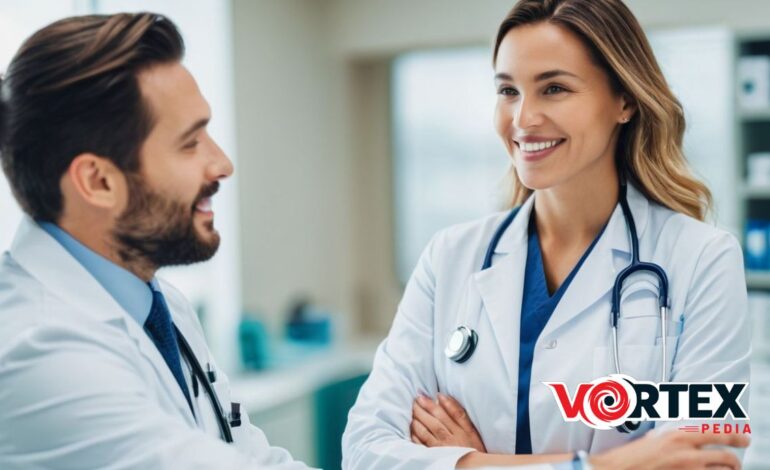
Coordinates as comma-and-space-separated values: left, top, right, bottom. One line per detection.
229, 337, 381, 413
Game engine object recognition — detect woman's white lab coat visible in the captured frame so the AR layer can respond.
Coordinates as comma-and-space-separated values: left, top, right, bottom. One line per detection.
342, 184, 751, 469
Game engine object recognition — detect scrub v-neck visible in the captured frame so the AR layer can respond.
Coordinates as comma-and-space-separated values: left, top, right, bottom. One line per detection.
514, 208, 607, 454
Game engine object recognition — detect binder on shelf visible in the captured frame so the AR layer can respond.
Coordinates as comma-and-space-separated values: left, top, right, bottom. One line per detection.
738, 56, 770, 110
748, 153, 770, 187
745, 220, 770, 270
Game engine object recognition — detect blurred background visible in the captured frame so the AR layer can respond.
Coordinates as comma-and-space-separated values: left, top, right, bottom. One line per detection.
1, 0, 770, 468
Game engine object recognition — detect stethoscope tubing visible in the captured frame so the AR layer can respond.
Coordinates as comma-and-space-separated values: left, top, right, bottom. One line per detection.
174, 326, 234, 443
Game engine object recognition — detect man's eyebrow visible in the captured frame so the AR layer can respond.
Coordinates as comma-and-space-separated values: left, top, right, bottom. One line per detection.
177, 117, 209, 143
494, 69, 580, 82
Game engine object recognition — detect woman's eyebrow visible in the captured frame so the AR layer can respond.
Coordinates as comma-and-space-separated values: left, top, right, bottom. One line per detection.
494, 69, 581, 82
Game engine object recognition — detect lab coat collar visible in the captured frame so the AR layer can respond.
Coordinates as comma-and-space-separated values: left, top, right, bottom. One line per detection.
471, 195, 533, 382
540, 182, 651, 339
472, 183, 650, 380
491, 182, 649, 256
9, 216, 198, 427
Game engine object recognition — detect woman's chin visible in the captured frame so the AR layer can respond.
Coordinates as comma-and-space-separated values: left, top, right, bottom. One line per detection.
516, 170, 557, 192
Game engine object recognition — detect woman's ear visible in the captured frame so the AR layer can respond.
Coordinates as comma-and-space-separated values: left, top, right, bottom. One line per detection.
64, 154, 125, 210
618, 93, 638, 123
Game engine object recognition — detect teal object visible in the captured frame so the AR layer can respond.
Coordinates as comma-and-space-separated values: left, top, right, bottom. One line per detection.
238, 316, 270, 370
314, 373, 368, 470
286, 299, 333, 344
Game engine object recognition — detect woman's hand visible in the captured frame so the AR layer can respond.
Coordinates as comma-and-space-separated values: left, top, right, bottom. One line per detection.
410, 393, 486, 453
589, 429, 749, 470
455, 429, 750, 469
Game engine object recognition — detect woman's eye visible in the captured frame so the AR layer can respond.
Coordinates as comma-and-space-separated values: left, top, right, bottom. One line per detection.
498, 86, 518, 96
545, 85, 566, 95
183, 140, 199, 150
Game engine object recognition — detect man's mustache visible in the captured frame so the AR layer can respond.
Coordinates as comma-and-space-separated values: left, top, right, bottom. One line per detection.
193, 181, 219, 206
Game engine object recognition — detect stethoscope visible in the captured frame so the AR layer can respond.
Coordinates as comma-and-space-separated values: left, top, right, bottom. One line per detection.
174, 326, 235, 443
443, 182, 670, 432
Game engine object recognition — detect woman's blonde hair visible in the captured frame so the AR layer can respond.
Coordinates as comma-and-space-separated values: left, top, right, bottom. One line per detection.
494, 0, 712, 221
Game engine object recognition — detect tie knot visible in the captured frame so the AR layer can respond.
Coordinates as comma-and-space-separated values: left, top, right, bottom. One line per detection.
145, 288, 173, 333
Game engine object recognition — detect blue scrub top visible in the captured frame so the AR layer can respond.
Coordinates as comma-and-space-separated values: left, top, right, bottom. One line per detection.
515, 209, 606, 454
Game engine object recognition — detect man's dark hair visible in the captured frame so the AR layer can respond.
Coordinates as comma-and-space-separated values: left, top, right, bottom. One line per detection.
0, 12, 184, 222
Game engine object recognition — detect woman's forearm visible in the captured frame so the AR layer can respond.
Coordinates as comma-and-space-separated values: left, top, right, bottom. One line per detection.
457, 451, 574, 468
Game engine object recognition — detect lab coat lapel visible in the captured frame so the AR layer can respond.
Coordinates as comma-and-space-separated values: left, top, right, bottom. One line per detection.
122, 315, 198, 427
472, 195, 534, 383
539, 184, 649, 339
9, 217, 197, 427
165, 293, 226, 435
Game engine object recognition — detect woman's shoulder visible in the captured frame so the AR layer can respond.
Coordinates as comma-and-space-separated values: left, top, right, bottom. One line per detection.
430, 210, 512, 253
420, 211, 514, 280
647, 201, 742, 261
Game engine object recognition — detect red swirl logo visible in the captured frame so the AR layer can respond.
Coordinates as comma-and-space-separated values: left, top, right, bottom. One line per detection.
546, 374, 637, 430
586, 379, 631, 424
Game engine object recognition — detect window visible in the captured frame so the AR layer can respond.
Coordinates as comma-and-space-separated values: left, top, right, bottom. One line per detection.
392, 48, 510, 283
391, 31, 736, 283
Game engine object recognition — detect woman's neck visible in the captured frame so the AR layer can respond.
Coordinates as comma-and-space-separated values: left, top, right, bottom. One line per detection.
533, 160, 619, 246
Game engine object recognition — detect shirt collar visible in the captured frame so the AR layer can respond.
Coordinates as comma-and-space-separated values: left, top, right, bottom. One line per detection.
38, 221, 155, 326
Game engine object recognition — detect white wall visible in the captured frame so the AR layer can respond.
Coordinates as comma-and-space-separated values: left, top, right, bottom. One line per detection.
327, 0, 770, 58
230, 0, 770, 335
0, 1, 90, 260
232, 0, 356, 336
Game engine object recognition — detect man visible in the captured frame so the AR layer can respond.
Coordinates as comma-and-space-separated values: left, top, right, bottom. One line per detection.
0, 13, 310, 469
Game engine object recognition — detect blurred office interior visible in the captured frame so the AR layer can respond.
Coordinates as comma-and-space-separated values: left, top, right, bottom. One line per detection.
1, 1, 770, 468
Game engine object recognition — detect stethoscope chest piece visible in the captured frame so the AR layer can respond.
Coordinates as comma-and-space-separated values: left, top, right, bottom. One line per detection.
444, 326, 478, 363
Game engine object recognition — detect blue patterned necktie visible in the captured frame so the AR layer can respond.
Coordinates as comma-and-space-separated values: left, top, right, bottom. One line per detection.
144, 287, 195, 418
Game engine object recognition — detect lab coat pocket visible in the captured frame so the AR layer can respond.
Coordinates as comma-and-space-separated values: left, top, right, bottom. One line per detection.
654, 314, 682, 373
617, 279, 660, 319
616, 279, 678, 347
592, 344, 660, 383
655, 316, 683, 345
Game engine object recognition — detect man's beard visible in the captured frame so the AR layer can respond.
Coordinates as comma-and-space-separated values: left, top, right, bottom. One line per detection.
112, 173, 221, 269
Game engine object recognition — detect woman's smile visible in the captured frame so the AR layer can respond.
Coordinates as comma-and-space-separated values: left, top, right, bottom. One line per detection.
514, 137, 567, 163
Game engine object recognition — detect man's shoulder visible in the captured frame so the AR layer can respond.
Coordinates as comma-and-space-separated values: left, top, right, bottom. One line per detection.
0, 251, 48, 329
0, 250, 134, 357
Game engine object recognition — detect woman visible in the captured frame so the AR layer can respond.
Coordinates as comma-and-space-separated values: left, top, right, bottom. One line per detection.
342, 0, 751, 468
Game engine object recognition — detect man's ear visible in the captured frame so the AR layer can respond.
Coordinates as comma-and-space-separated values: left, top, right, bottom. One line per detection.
63, 154, 125, 210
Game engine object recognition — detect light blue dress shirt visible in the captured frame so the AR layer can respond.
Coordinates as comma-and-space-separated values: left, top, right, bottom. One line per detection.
39, 221, 156, 326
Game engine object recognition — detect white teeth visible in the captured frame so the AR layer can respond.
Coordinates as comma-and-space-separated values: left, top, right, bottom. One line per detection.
520, 139, 561, 153
196, 197, 212, 212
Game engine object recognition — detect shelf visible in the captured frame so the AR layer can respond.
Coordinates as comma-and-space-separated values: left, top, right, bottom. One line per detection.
741, 183, 770, 198
747, 270, 770, 289
229, 338, 379, 413
740, 108, 770, 121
